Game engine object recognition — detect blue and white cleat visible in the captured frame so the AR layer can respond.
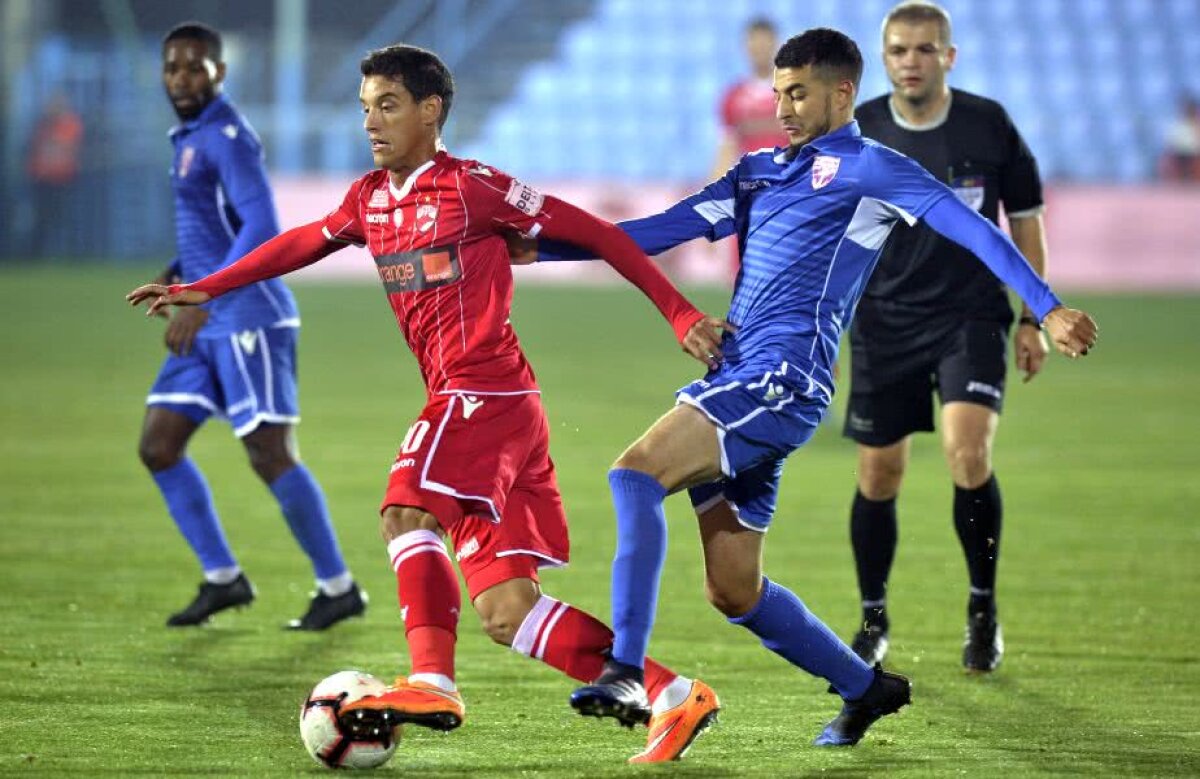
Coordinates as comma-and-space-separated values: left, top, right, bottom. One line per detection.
814, 666, 911, 746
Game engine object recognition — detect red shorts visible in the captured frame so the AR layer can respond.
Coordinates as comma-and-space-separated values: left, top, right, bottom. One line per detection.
382, 390, 570, 599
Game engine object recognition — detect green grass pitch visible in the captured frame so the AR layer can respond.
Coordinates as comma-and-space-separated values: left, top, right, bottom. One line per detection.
0, 267, 1197, 776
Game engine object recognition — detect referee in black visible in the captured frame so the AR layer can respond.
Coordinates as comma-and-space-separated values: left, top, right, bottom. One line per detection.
844, 1, 1051, 672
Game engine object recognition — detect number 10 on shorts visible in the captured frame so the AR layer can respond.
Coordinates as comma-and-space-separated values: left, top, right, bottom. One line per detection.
392, 420, 430, 470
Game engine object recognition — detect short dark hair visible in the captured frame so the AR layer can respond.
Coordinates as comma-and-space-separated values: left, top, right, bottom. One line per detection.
163, 22, 222, 60
746, 16, 778, 36
883, 1, 952, 47
360, 44, 455, 129
774, 28, 863, 90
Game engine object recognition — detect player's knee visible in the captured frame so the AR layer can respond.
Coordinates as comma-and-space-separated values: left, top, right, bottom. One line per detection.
611, 442, 653, 475
247, 452, 295, 484
478, 610, 521, 647
946, 443, 991, 488
704, 576, 759, 618
858, 456, 905, 500
379, 505, 440, 542
138, 435, 182, 472
474, 598, 531, 647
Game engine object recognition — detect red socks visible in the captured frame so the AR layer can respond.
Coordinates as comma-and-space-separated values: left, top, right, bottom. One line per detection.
387, 530, 460, 679
510, 594, 677, 702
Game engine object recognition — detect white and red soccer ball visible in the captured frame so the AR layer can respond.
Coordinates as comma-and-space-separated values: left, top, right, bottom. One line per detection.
300, 670, 399, 770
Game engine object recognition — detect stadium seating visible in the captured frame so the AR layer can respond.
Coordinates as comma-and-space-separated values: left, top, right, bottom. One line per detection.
462, 0, 1200, 183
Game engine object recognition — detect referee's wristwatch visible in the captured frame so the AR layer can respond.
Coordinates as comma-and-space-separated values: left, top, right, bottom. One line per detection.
1018, 314, 1041, 329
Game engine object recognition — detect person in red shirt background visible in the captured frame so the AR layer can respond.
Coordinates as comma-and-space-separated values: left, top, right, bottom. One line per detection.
710, 17, 783, 178
710, 18, 783, 276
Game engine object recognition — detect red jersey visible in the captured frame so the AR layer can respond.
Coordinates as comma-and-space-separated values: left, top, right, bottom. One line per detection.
719, 77, 783, 154
322, 152, 548, 395
180, 153, 702, 398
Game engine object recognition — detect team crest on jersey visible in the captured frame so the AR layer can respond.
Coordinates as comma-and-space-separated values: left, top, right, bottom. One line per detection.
369, 188, 390, 208
415, 204, 438, 233
178, 146, 196, 178
811, 155, 840, 189
951, 175, 986, 212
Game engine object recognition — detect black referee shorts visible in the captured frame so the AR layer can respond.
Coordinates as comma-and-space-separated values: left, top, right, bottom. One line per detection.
844, 319, 1010, 447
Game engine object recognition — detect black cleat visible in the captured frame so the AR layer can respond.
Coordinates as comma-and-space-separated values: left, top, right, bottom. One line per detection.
963, 610, 1004, 672
814, 665, 911, 746
286, 584, 368, 631
850, 624, 890, 667
166, 573, 255, 626
570, 659, 651, 728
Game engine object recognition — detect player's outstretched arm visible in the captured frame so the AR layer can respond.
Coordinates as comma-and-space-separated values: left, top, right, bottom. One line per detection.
126, 220, 340, 317
921, 195, 1098, 359
537, 196, 734, 368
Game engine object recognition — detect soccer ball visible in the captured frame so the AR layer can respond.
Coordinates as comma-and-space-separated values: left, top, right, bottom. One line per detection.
300, 670, 399, 770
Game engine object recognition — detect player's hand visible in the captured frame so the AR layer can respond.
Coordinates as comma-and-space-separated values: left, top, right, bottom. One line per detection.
1014, 320, 1049, 382
682, 315, 737, 370
126, 284, 212, 317
504, 231, 538, 265
164, 306, 210, 357
1041, 306, 1098, 360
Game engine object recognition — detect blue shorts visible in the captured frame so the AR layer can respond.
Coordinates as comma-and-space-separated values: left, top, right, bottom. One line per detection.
146, 327, 300, 438
677, 363, 826, 532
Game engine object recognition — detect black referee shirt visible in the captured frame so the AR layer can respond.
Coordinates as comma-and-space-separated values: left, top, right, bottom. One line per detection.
854, 88, 1043, 337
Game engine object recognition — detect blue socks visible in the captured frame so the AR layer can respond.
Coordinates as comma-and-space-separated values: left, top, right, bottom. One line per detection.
607, 468, 669, 668
152, 458, 236, 573
730, 577, 875, 699
270, 464, 348, 582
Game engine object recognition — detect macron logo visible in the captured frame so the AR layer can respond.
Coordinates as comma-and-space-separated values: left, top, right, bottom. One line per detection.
236, 331, 257, 354
461, 395, 484, 420
222, 124, 239, 139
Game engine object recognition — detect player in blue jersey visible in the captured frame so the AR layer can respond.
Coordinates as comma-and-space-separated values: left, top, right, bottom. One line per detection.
526, 28, 1097, 746
139, 23, 365, 630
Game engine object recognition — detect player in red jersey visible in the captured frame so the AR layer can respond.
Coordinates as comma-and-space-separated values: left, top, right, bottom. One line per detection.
710, 17, 784, 178
128, 45, 726, 764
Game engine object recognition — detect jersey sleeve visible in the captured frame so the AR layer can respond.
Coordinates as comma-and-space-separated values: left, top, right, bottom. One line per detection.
211, 125, 281, 266
459, 165, 552, 236
537, 164, 741, 262
996, 107, 1044, 218
321, 176, 369, 246
922, 193, 1060, 320
858, 145, 951, 222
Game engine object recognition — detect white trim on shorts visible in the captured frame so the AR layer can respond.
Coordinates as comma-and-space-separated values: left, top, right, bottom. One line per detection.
692, 493, 769, 534
675, 394, 733, 478
496, 549, 567, 568
234, 412, 300, 438
146, 392, 221, 415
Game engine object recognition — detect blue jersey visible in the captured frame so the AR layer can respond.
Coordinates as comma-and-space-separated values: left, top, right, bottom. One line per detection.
543, 121, 1059, 403
169, 94, 298, 338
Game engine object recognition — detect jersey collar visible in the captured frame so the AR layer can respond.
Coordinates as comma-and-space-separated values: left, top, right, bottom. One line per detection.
387, 150, 447, 200
775, 120, 862, 163
887, 90, 953, 132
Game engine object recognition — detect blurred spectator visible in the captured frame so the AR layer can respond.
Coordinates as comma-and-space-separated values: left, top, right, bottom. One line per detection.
25, 94, 84, 258
710, 17, 782, 179
1159, 97, 1200, 182
709, 17, 782, 278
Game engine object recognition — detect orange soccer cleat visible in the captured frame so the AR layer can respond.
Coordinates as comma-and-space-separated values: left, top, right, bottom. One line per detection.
628, 679, 720, 764
339, 678, 465, 733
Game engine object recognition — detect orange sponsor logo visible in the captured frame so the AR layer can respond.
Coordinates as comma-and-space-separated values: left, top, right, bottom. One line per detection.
422, 251, 453, 282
